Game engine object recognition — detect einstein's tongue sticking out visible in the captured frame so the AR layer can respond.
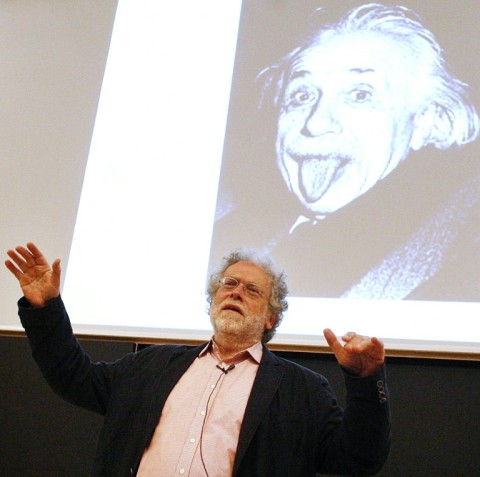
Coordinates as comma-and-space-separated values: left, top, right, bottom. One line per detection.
299, 156, 348, 203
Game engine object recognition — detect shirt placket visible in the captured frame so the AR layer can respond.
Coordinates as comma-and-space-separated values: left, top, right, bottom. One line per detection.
175, 366, 225, 476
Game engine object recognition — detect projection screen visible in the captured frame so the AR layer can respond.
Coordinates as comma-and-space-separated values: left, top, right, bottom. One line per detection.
1, 0, 479, 358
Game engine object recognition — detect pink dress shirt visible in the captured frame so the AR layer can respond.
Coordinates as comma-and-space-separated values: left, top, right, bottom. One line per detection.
136, 340, 262, 477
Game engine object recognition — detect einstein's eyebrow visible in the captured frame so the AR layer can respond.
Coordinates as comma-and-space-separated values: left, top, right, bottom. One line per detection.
288, 67, 376, 82
349, 67, 375, 74
287, 70, 310, 82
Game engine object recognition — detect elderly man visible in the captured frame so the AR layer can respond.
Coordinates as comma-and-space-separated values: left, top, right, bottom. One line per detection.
209, 2, 480, 300
6, 242, 390, 476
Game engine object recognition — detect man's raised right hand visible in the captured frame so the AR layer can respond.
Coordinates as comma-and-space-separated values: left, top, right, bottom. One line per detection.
5, 242, 61, 308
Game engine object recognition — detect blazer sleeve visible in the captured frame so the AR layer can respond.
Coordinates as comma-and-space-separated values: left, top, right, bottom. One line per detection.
317, 366, 391, 476
18, 295, 136, 415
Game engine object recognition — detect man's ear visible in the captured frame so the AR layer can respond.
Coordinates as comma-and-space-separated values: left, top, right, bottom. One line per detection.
265, 312, 278, 330
410, 104, 438, 151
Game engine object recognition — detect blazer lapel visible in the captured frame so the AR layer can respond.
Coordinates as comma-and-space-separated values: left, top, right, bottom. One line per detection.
233, 347, 285, 476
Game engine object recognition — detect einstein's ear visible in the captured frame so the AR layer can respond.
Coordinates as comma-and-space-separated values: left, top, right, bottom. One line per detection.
410, 104, 438, 151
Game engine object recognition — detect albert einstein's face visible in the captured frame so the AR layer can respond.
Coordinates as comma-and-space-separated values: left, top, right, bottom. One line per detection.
275, 31, 422, 216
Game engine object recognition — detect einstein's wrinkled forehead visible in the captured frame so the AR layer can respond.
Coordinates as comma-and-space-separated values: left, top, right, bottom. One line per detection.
286, 29, 431, 106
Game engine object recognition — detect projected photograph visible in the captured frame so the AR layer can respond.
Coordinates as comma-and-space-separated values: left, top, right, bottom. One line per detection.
209, 0, 480, 302
60, 0, 480, 355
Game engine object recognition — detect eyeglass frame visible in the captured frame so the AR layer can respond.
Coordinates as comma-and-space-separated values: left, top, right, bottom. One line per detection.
218, 276, 266, 299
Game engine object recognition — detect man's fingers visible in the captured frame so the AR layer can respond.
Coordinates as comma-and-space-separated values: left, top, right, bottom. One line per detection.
26, 242, 42, 255
5, 259, 22, 279
7, 243, 51, 270
6, 249, 28, 271
52, 259, 62, 286
342, 331, 357, 343
11, 245, 37, 269
369, 337, 385, 360
323, 328, 343, 353
5, 244, 59, 283
371, 336, 384, 348
26, 242, 49, 265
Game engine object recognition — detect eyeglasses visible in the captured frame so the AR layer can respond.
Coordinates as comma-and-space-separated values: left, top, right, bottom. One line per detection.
219, 276, 265, 299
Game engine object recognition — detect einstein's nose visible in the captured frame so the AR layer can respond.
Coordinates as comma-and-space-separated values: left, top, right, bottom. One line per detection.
302, 100, 342, 137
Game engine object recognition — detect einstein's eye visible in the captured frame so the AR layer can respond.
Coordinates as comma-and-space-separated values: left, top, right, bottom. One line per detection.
287, 86, 318, 108
348, 88, 373, 104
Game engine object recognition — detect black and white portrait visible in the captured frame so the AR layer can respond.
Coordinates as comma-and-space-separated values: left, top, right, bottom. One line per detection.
209, 0, 480, 302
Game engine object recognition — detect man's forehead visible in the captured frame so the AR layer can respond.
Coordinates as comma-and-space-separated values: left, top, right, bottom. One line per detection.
224, 261, 270, 283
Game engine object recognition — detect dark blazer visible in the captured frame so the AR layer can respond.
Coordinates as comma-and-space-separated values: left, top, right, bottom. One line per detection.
19, 296, 391, 477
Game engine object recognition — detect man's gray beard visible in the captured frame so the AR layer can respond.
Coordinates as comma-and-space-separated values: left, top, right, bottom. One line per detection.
210, 304, 266, 341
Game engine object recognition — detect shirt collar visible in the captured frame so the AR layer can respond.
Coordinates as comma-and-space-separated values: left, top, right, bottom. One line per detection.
199, 337, 263, 365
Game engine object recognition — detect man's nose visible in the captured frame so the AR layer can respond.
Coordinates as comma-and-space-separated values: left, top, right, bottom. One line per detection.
302, 99, 342, 137
228, 282, 245, 298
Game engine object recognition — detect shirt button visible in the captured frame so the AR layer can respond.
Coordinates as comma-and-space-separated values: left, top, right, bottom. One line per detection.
190, 438, 196, 443
210, 384, 216, 389
179, 469, 185, 475
200, 410, 206, 416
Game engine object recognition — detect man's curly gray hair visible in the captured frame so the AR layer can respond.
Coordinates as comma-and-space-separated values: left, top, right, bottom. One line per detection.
206, 249, 288, 343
